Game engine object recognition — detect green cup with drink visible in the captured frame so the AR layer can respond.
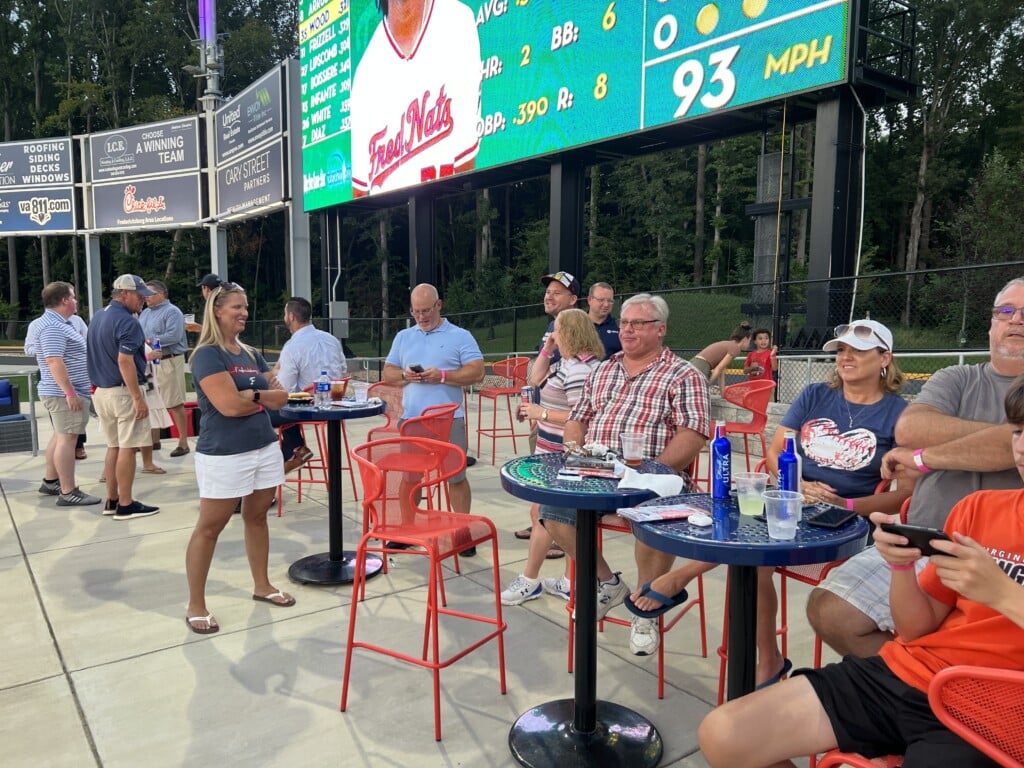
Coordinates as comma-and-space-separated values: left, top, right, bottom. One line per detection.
734, 471, 770, 517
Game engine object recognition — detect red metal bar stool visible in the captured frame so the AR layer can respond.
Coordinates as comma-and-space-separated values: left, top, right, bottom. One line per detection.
475, 356, 529, 464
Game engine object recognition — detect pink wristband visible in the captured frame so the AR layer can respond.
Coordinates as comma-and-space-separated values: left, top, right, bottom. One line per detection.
913, 448, 932, 473
846, 498, 855, 511
440, 369, 447, 383
888, 562, 915, 572
540, 348, 552, 359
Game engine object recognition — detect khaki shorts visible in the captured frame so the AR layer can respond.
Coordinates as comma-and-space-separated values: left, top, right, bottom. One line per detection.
93, 386, 153, 448
154, 354, 186, 408
42, 395, 90, 434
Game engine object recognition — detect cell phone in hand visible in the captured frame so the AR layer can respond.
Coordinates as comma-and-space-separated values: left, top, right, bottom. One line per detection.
806, 505, 858, 529
409, 364, 424, 373
880, 523, 953, 557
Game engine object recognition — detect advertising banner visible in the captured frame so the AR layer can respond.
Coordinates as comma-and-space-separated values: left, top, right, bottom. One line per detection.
216, 141, 285, 218
0, 188, 76, 235
90, 174, 202, 231
215, 66, 285, 165
89, 117, 200, 182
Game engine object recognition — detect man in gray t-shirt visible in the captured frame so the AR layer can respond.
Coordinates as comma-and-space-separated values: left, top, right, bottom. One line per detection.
806, 277, 1024, 657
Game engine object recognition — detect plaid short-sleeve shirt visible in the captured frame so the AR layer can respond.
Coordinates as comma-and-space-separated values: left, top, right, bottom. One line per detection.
570, 347, 710, 460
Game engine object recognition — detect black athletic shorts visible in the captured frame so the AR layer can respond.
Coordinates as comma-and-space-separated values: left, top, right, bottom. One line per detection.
797, 655, 997, 767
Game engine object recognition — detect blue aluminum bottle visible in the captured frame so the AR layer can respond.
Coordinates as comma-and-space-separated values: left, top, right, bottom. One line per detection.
778, 431, 801, 495
711, 421, 731, 499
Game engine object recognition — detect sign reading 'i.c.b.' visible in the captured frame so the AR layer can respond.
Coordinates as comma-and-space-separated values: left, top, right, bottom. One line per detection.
89, 117, 200, 182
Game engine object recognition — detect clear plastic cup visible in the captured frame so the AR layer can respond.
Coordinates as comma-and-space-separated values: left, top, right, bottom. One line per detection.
620, 432, 645, 467
354, 382, 369, 403
734, 471, 770, 517
762, 489, 801, 540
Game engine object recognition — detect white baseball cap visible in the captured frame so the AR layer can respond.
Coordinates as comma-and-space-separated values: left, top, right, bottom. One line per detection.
822, 319, 893, 352
112, 274, 155, 297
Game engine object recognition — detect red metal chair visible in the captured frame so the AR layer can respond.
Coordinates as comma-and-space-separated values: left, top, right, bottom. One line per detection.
565, 460, 708, 700
399, 402, 459, 510
342, 437, 507, 741
819, 664, 1024, 767
722, 380, 777, 470
366, 381, 403, 442
475, 356, 529, 464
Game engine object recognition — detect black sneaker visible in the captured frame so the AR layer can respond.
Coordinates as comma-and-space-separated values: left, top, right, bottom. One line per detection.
465, 455, 477, 467
112, 501, 160, 521
385, 541, 415, 550
39, 479, 60, 496
56, 487, 102, 506
103, 498, 118, 516
460, 546, 477, 557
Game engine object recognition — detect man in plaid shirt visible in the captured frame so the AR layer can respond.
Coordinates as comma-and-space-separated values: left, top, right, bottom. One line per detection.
540, 293, 710, 656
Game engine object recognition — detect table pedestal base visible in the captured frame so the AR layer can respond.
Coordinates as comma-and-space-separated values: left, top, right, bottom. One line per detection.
288, 552, 383, 585
508, 698, 662, 767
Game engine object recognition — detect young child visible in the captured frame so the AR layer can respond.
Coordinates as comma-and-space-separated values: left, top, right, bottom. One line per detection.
743, 327, 777, 382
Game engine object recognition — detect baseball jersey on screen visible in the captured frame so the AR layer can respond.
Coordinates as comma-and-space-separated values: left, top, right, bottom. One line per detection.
351, 0, 482, 195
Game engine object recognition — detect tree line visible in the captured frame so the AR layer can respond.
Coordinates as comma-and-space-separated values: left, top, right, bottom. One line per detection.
1, 0, 1022, 338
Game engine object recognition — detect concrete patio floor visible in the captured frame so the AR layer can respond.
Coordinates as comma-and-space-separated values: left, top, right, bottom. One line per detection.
0, 403, 829, 767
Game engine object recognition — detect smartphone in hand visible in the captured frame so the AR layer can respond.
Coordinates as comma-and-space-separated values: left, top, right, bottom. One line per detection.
409, 364, 424, 373
880, 523, 952, 557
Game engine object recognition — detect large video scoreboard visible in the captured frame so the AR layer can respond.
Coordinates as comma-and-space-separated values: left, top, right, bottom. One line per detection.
299, 0, 850, 211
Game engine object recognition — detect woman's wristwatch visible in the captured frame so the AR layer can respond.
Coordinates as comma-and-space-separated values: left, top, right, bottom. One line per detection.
252, 389, 261, 402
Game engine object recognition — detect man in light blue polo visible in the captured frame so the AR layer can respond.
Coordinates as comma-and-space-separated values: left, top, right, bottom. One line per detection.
382, 283, 484, 523
140, 279, 191, 457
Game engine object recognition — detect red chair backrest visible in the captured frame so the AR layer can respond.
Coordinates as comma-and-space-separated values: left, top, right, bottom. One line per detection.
400, 402, 458, 443
368, 381, 404, 428
492, 356, 530, 387
723, 380, 775, 428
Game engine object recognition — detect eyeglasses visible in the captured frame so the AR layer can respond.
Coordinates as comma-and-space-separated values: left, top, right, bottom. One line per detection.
834, 323, 889, 350
991, 305, 1024, 322
410, 302, 439, 317
620, 318, 660, 330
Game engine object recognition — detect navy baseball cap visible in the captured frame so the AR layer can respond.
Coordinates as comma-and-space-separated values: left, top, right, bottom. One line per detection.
197, 274, 221, 289
540, 271, 580, 296
113, 274, 155, 297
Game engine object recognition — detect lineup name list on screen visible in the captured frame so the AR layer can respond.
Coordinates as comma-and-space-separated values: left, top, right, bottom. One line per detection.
298, 0, 849, 211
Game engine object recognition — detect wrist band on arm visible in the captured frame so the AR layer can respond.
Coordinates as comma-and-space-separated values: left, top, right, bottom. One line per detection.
65, 392, 76, 398
913, 448, 932, 473
440, 369, 447, 383
540, 348, 552, 359
846, 498, 855, 511
888, 562, 915, 571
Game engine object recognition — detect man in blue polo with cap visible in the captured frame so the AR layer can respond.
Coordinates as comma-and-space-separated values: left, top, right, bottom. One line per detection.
87, 274, 160, 520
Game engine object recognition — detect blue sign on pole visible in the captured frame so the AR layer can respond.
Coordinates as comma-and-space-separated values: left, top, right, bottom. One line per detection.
0, 188, 76, 235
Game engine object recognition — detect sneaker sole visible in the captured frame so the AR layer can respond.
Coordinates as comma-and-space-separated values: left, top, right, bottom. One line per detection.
112, 510, 160, 521
501, 591, 542, 606
57, 498, 102, 506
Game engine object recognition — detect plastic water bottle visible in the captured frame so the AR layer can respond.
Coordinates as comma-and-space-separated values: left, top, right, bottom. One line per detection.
315, 370, 330, 409
778, 430, 801, 497
151, 338, 160, 366
711, 420, 732, 499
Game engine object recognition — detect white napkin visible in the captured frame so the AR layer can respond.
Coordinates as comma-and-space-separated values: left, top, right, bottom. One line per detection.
617, 466, 684, 497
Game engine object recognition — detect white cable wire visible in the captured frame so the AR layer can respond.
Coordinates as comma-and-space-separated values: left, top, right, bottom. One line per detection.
848, 85, 868, 321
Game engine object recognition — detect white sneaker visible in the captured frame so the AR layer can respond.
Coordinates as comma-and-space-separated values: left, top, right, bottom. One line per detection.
596, 573, 629, 620
501, 575, 542, 605
542, 575, 571, 601
629, 615, 660, 656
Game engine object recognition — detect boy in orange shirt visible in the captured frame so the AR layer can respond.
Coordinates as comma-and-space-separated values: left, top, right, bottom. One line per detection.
698, 373, 1024, 767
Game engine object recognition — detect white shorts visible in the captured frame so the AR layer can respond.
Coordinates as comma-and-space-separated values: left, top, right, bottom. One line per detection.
816, 546, 929, 632
194, 442, 285, 499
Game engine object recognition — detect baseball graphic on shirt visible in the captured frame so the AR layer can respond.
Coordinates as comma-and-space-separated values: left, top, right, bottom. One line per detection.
350, 0, 482, 197
801, 418, 876, 472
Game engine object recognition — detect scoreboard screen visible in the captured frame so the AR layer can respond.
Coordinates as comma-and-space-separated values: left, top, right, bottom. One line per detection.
299, 0, 850, 211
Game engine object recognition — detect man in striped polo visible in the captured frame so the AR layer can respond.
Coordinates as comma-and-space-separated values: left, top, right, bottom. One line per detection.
34, 281, 101, 506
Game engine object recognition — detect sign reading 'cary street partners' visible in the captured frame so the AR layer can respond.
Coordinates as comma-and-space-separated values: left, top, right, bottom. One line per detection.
216, 141, 285, 218
0, 137, 76, 234
89, 117, 200, 182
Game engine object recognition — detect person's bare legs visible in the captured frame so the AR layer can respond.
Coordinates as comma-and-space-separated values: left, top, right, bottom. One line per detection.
140, 445, 163, 472
185, 496, 237, 629
449, 478, 471, 514
546, 518, 615, 582
104, 447, 119, 501
52, 432, 78, 493
806, 587, 892, 657
44, 431, 59, 481
634, 539, 676, 588
115, 446, 138, 505
521, 505, 555, 580
242, 487, 291, 601
756, 568, 787, 685
168, 404, 189, 451
698, 676, 838, 768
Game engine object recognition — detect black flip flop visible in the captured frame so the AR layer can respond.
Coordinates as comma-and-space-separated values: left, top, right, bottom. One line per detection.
624, 581, 690, 618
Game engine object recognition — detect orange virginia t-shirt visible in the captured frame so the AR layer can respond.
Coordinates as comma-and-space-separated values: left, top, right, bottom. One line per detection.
879, 488, 1024, 692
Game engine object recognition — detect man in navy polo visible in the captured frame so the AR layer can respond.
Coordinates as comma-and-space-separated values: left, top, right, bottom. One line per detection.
87, 275, 160, 520
586, 281, 621, 357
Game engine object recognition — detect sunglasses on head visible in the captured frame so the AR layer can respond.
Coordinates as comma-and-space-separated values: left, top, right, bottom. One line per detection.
833, 323, 889, 350
215, 281, 245, 294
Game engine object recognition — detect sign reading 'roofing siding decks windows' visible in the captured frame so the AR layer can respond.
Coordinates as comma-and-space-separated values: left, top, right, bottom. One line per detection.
214, 66, 286, 165
0, 137, 76, 234
297, 0, 851, 211
89, 117, 201, 182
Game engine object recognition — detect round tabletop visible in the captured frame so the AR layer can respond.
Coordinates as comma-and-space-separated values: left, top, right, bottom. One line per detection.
630, 494, 869, 567
500, 453, 675, 510
281, 399, 385, 421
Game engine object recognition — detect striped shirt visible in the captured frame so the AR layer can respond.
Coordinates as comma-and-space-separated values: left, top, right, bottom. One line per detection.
569, 347, 710, 465
536, 355, 600, 454
36, 309, 91, 397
